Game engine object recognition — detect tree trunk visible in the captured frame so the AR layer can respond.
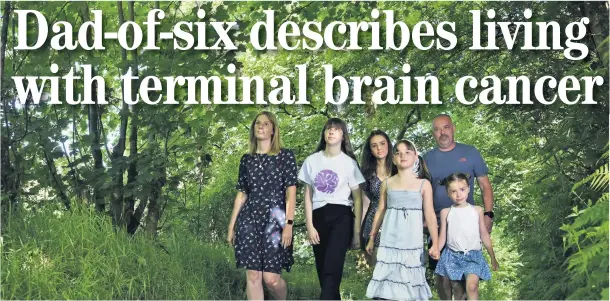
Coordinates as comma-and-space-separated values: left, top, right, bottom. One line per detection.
396, 108, 421, 141
142, 0, 169, 236
110, 0, 130, 227
124, 0, 141, 233
71, 106, 87, 203
144, 133, 167, 236
53, 106, 80, 205
144, 173, 163, 236
1, 136, 17, 210
88, 104, 104, 211
127, 199, 147, 235
579, 2, 609, 67
0, 1, 10, 86
81, 6, 105, 212
39, 136, 70, 209
1, 1, 19, 210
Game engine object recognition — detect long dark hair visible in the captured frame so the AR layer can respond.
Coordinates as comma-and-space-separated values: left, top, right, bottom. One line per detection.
314, 118, 358, 161
393, 140, 431, 182
361, 130, 396, 180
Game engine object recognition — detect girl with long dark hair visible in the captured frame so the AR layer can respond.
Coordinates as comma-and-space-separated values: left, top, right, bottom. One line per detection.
298, 118, 365, 300
360, 130, 396, 265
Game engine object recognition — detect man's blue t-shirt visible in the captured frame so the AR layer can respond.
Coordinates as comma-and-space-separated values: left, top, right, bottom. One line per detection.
423, 143, 489, 218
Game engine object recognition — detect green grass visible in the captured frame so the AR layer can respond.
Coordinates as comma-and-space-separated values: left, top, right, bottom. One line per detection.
0, 207, 330, 299
2, 207, 214, 299
1, 207, 519, 299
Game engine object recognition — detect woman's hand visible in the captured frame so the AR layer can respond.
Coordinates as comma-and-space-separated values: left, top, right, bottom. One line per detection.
227, 228, 235, 247
281, 226, 293, 248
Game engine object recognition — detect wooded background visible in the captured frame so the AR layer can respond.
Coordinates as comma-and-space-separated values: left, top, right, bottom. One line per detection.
1, 1, 608, 299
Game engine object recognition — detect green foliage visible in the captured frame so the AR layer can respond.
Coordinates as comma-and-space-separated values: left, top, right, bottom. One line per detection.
1, 207, 334, 300
478, 226, 520, 300
560, 146, 609, 300
2, 207, 211, 299
1, 1, 608, 300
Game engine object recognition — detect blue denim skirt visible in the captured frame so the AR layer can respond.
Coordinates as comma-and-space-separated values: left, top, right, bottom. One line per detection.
434, 248, 492, 281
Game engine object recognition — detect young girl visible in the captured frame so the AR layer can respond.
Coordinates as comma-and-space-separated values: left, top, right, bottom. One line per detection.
360, 130, 396, 266
366, 140, 440, 301
227, 111, 298, 300
298, 118, 365, 300
435, 172, 499, 301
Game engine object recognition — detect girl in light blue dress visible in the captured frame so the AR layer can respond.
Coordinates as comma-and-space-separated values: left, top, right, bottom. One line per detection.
365, 140, 440, 300
435, 172, 499, 300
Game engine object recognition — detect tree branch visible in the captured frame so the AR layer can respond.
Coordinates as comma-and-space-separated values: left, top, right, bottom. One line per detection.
396, 108, 421, 141
13, 2, 69, 75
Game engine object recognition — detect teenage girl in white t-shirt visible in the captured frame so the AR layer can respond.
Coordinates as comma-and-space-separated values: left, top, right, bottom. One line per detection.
298, 118, 365, 300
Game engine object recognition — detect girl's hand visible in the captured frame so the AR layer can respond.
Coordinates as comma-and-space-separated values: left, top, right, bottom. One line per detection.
307, 225, 320, 245
281, 226, 293, 248
351, 233, 361, 250
366, 239, 375, 255
227, 229, 235, 247
491, 258, 499, 271
428, 246, 440, 260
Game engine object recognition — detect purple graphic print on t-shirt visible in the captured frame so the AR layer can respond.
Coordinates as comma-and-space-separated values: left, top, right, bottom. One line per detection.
314, 169, 339, 193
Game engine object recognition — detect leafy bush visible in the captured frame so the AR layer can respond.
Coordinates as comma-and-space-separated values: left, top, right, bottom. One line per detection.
561, 147, 609, 300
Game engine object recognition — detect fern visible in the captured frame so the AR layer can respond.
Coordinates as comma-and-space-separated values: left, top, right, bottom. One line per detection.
572, 146, 609, 192
590, 164, 609, 191
562, 144, 609, 299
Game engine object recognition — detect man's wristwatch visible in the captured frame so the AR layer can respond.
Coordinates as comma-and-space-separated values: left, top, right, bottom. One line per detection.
484, 211, 495, 219
286, 219, 294, 225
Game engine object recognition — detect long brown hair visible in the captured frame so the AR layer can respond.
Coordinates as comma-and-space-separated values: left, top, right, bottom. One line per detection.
361, 130, 396, 180
249, 111, 281, 155
314, 118, 357, 161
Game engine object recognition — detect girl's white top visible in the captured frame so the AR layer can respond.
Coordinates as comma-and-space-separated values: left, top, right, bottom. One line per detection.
446, 204, 481, 253
298, 151, 365, 210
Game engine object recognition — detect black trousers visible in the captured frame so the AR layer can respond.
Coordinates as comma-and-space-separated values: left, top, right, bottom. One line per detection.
312, 204, 354, 300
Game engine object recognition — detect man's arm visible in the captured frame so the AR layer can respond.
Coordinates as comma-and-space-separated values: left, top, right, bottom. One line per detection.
477, 175, 493, 211
477, 175, 494, 232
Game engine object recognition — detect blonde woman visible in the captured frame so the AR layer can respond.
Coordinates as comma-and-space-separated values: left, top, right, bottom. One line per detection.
227, 111, 298, 300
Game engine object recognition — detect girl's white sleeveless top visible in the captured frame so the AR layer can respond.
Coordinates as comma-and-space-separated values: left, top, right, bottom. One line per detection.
446, 205, 481, 253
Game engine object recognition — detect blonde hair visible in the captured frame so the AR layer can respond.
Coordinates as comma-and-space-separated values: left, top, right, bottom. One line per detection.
249, 111, 282, 155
